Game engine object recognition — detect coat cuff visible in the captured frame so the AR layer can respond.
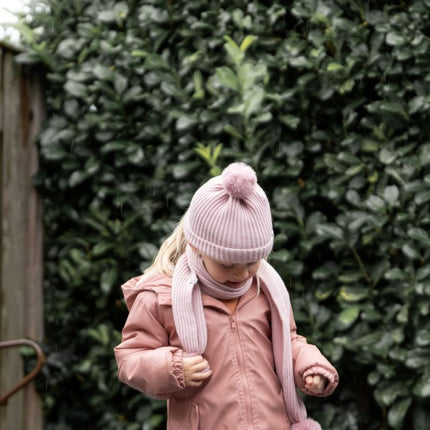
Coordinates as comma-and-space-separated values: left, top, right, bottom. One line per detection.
171, 349, 186, 389
301, 365, 339, 396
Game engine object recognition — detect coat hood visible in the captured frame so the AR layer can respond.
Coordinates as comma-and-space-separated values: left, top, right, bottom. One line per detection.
121, 273, 171, 310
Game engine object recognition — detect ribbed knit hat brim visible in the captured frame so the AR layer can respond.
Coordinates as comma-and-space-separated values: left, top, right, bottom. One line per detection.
183, 163, 273, 263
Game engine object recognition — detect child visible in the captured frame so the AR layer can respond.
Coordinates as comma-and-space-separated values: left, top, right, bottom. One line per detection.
114, 162, 339, 430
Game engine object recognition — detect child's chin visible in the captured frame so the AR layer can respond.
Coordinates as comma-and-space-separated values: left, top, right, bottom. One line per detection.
226, 281, 244, 288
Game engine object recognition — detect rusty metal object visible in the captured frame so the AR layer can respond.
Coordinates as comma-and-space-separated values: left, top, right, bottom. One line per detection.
0, 339, 45, 406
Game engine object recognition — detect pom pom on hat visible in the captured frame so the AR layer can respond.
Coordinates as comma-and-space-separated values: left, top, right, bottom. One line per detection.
291, 419, 322, 430
222, 162, 257, 199
183, 162, 274, 263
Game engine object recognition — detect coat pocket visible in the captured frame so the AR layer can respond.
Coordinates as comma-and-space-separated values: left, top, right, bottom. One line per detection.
167, 399, 199, 430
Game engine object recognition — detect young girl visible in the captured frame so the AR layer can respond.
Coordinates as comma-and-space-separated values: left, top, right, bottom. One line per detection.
114, 162, 339, 430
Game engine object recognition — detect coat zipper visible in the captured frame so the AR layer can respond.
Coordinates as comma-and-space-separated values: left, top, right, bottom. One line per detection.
230, 316, 255, 429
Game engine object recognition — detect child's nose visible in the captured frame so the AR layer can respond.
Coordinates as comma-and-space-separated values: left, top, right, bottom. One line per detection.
234, 265, 250, 279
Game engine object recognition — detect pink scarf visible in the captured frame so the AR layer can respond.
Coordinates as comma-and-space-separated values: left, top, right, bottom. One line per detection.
172, 246, 321, 430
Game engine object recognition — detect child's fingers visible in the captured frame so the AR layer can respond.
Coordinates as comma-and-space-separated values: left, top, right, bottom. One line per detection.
183, 355, 212, 386
185, 367, 212, 387
183, 355, 209, 371
183, 354, 204, 368
305, 374, 326, 393
196, 358, 211, 373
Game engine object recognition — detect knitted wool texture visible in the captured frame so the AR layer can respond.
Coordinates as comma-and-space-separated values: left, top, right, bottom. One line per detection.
172, 162, 321, 429
183, 162, 274, 263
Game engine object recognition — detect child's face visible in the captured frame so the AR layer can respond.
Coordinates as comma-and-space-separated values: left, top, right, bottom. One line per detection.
200, 253, 261, 288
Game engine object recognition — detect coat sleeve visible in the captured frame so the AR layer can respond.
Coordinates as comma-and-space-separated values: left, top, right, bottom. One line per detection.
114, 290, 186, 399
289, 308, 339, 397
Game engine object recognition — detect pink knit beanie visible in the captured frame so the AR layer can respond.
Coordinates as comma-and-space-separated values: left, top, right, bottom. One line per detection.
183, 162, 274, 263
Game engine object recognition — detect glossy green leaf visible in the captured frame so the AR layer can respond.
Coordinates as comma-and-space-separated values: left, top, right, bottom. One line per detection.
279, 114, 300, 129
354, 331, 384, 346
408, 227, 430, 243
138, 242, 158, 260
376, 382, 409, 407
243, 87, 265, 118
401, 243, 421, 260
100, 266, 118, 295
414, 189, 430, 205
387, 398, 412, 430
338, 306, 360, 329
405, 349, 430, 368
315, 284, 334, 301
240, 35, 258, 51
415, 329, 430, 347
114, 73, 128, 95
379, 148, 397, 165
386, 32, 406, 46
316, 224, 345, 241
383, 185, 399, 206
338, 286, 369, 302
64, 80, 87, 98
413, 379, 430, 397
216, 66, 239, 90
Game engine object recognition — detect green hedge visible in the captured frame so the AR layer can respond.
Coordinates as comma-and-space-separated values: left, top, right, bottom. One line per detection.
18, 0, 430, 429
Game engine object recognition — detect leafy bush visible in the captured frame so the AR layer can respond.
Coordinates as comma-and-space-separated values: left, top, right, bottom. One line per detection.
18, 0, 430, 429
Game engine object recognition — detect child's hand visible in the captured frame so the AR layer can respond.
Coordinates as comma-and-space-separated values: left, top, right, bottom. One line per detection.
305, 374, 327, 394
183, 354, 212, 387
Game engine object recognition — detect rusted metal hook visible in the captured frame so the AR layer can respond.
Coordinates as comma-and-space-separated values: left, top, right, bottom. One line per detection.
0, 339, 45, 406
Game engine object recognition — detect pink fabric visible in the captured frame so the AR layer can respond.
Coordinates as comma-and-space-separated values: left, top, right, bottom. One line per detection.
115, 274, 339, 429
172, 245, 321, 426
292, 419, 322, 430
222, 162, 257, 199
172, 246, 252, 353
183, 162, 274, 263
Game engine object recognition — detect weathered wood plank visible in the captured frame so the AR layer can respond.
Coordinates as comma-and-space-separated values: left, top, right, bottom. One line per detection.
22, 61, 45, 430
1, 46, 26, 430
0, 46, 44, 430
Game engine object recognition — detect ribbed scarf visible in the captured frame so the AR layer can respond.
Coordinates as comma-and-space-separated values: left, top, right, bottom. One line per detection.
172, 246, 321, 430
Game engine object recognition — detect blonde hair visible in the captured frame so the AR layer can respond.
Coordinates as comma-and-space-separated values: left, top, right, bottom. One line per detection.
144, 215, 261, 293
144, 217, 187, 277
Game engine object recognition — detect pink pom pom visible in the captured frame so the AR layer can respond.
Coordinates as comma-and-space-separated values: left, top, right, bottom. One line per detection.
291, 418, 322, 430
222, 162, 257, 199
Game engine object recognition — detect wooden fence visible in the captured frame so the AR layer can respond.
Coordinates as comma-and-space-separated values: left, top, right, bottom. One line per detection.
0, 41, 45, 430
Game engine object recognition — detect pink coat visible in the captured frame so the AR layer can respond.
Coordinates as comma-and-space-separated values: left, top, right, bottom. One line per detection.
114, 274, 338, 430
